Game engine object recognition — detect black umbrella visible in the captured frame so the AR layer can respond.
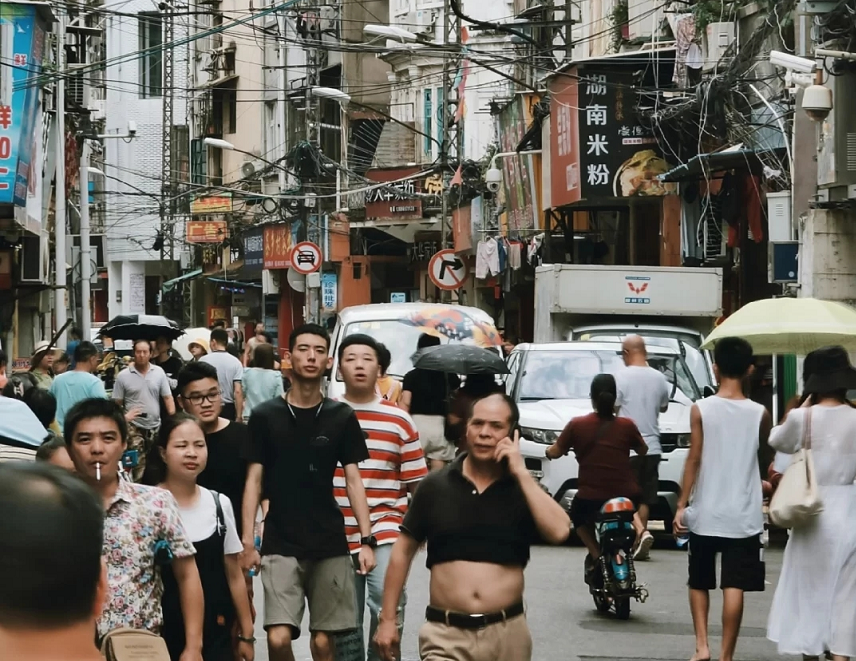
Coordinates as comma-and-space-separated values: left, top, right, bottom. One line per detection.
413, 344, 509, 375
99, 315, 184, 342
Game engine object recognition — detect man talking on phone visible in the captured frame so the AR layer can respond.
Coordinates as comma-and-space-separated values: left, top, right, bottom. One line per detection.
374, 393, 570, 661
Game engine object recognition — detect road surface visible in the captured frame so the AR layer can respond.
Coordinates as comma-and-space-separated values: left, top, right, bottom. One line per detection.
251, 538, 791, 661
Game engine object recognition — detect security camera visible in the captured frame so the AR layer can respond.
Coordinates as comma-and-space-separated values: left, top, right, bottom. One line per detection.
127, 120, 137, 137
802, 83, 833, 121
769, 50, 816, 74
485, 167, 502, 192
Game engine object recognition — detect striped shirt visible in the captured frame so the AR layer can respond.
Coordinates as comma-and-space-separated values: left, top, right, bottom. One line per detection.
333, 397, 428, 553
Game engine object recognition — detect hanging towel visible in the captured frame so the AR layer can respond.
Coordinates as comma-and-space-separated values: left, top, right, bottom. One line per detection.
507, 242, 522, 270
497, 238, 508, 273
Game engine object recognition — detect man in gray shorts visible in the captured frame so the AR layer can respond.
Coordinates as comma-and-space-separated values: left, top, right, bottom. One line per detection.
242, 323, 376, 661
615, 335, 670, 561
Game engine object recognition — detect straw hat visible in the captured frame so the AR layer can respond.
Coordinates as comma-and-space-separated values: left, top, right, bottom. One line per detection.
188, 338, 209, 355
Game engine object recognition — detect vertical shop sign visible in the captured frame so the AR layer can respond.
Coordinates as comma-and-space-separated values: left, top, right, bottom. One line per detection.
242, 226, 264, 274
263, 224, 293, 269
321, 272, 337, 311
0, 3, 48, 205
497, 98, 536, 231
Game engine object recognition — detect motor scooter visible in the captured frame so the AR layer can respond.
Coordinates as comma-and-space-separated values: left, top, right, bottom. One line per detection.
585, 497, 649, 620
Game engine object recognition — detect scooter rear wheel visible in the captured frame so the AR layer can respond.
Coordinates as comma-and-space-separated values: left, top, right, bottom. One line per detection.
615, 597, 631, 620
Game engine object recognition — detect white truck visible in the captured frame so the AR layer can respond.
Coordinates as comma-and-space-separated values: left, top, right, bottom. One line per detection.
524, 264, 724, 531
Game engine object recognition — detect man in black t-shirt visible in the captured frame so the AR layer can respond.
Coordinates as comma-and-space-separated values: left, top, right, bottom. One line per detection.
242, 323, 375, 661
400, 333, 460, 471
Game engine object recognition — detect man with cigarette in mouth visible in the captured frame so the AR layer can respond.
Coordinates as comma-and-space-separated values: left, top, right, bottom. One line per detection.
63, 398, 205, 656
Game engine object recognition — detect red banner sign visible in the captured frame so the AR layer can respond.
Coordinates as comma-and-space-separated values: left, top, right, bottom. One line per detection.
263, 224, 293, 269
186, 220, 228, 244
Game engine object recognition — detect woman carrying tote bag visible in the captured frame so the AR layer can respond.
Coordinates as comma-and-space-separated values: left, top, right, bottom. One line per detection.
767, 346, 856, 661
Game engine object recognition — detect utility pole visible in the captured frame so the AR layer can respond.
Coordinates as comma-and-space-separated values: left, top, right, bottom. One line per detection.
303, 6, 321, 323
54, 10, 68, 347
161, 6, 175, 296
439, 0, 463, 301
79, 141, 92, 340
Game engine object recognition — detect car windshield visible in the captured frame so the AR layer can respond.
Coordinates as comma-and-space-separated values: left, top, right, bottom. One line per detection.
574, 331, 712, 389
339, 320, 498, 379
516, 349, 701, 403
517, 350, 624, 400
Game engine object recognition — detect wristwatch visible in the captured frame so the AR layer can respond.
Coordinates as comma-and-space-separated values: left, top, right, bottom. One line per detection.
361, 535, 378, 548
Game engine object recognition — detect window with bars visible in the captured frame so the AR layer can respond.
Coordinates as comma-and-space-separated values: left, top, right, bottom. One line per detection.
191, 138, 207, 186
138, 13, 163, 98
423, 89, 432, 156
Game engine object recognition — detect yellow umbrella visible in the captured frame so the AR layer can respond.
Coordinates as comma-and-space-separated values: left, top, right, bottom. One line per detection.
702, 297, 856, 354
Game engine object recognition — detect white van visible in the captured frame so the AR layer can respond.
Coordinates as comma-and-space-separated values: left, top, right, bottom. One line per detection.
326, 303, 501, 400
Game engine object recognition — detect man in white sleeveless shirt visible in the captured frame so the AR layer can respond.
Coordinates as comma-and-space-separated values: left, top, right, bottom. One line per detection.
675, 336, 771, 661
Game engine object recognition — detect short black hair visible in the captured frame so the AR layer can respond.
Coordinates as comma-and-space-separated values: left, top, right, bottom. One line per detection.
377, 343, 392, 374
36, 435, 67, 462
64, 398, 128, 444
70, 326, 83, 340
23, 388, 57, 429
176, 360, 219, 395
713, 336, 755, 379
142, 412, 203, 486
74, 340, 99, 364
133, 338, 151, 351
289, 323, 330, 352
55, 353, 70, 365
211, 319, 227, 329
210, 328, 229, 347
337, 333, 380, 361
468, 392, 520, 430
417, 333, 441, 350
0, 462, 103, 627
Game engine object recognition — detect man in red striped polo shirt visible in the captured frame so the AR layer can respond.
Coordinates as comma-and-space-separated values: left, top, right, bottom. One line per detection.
333, 333, 428, 661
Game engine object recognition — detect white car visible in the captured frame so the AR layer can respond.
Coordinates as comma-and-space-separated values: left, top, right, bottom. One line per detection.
507, 341, 702, 532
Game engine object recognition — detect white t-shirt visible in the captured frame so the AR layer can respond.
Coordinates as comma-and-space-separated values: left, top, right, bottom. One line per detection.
615, 365, 670, 455
685, 396, 765, 538
176, 487, 243, 554
200, 351, 244, 404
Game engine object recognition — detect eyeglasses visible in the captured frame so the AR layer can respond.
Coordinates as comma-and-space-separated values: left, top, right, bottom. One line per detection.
182, 390, 221, 405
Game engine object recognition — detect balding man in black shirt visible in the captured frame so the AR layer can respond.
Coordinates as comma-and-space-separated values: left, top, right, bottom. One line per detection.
374, 392, 571, 661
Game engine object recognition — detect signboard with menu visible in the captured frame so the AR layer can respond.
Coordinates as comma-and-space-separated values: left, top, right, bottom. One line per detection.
550, 67, 674, 207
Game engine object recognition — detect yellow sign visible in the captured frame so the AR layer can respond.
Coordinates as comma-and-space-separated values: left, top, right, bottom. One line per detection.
191, 194, 233, 215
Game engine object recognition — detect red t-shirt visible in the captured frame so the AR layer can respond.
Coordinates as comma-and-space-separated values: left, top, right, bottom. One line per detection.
554, 412, 646, 500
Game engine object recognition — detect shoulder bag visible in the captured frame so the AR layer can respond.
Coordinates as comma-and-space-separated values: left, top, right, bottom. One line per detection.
769, 407, 824, 529
100, 628, 170, 661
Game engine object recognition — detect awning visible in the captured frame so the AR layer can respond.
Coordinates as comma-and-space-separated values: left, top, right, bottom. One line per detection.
162, 269, 202, 294
659, 148, 786, 183
207, 277, 262, 289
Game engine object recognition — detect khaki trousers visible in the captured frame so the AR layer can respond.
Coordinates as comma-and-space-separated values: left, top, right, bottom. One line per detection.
418, 614, 532, 661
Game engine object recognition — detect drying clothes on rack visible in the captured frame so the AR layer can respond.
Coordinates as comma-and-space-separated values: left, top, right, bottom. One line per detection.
528, 234, 544, 267
507, 241, 523, 270
475, 237, 500, 279
497, 238, 508, 273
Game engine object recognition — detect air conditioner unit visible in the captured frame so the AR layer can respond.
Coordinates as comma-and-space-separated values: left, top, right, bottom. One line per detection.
405, 10, 435, 35
817, 70, 856, 192
179, 250, 193, 270
88, 98, 106, 120
766, 190, 792, 241
702, 22, 735, 73
241, 159, 265, 177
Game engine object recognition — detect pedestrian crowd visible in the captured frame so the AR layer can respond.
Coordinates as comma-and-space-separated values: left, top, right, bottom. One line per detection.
1, 322, 856, 661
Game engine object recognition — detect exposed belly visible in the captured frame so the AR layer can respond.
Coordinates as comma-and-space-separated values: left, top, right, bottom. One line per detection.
428, 561, 525, 613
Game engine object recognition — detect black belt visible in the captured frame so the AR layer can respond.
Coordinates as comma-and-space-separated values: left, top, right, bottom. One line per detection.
425, 601, 524, 629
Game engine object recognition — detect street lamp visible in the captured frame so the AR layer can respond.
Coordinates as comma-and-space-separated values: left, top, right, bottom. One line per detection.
363, 24, 419, 42
310, 87, 351, 105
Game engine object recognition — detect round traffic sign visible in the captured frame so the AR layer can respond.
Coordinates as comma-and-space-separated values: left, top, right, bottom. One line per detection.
290, 241, 322, 275
428, 249, 467, 291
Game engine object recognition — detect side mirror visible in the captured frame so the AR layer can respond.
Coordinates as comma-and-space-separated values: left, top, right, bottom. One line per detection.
702, 385, 716, 398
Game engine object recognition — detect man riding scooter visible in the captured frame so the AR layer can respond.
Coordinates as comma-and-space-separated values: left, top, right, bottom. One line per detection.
545, 373, 647, 580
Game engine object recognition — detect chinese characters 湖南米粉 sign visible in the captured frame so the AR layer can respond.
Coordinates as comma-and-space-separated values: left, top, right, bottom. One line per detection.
550, 67, 674, 206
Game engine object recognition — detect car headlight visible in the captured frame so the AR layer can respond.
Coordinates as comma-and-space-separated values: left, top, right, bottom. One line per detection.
675, 434, 691, 448
520, 427, 559, 445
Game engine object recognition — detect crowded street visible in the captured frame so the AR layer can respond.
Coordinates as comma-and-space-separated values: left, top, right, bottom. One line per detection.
265, 542, 789, 661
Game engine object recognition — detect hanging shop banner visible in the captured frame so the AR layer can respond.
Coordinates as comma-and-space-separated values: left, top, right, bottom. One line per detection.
550, 66, 675, 207
186, 220, 228, 243
0, 3, 49, 205
497, 96, 540, 232
364, 167, 423, 221
242, 226, 264, 274
321, 272, 337, 311
190, 193, 233, 215
263, 224, 293, 270
207, 305, 229, 328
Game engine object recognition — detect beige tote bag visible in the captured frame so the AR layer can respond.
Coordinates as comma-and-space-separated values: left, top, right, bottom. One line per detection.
769, 407, 824, 529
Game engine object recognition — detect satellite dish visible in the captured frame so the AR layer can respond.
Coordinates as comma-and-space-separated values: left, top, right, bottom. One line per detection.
287, 267, 306, 293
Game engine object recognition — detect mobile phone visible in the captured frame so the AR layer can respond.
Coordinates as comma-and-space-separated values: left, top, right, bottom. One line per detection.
122, 450, 140, 469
